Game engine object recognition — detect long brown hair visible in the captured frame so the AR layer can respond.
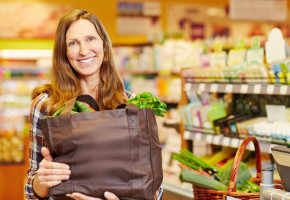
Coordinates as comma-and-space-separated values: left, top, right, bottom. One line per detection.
32, 9, 127, 115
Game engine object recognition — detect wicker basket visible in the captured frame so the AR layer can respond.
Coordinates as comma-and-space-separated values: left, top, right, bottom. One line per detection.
193, 136, 281, 200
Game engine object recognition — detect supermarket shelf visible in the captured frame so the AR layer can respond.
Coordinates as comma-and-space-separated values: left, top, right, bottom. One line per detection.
183, 130, 281, 153
120, 69, 180, 76
1, 77, 48, 81
184, 82, 290, 95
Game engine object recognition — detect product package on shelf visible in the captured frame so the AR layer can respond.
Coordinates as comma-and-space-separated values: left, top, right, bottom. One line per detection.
0, 111, 27, 164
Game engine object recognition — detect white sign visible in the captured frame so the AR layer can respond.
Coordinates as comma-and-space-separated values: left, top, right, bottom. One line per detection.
225, 84, 233, 93
143, 2, 161, 16
267, 85, 275, 94
227, 196, 242, 200
117, 17, 151, 35
198, 83, 206, 92
230, 0, 287, 21
240, 84, 248, 94
210, 84, 218, 93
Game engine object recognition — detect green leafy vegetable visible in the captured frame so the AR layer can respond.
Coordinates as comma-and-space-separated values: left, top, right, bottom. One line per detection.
127, 92, 167, 117
220, 161, 251, 190
43, 101, 93, 119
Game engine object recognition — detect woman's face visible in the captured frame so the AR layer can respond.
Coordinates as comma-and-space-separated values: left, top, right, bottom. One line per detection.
66, 19, 104, 78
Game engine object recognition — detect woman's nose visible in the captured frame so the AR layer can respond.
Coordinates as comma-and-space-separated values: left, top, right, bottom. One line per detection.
79, 43, 89, 55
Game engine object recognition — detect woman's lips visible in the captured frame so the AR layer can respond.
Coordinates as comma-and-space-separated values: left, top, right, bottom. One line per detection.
78, 56, 95, 63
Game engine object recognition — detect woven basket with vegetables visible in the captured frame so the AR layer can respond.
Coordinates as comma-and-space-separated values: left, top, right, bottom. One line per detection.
173, 136, 282, 200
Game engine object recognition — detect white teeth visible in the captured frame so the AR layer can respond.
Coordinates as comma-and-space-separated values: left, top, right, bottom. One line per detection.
79, 57, 94, 63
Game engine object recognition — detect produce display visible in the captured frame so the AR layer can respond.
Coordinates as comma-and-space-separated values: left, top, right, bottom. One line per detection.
173, 148, 260, 193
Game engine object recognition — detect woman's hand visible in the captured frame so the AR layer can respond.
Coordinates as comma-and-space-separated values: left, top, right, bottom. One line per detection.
37, 147, 71, 187
67, 192, 119, 200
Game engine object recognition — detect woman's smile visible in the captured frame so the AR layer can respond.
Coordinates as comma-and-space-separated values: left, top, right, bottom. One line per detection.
78, 56, 96, 64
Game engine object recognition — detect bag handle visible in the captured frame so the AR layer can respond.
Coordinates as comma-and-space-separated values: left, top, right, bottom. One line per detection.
227, 136, 262, 193
61, 94, 100, 115
116, 103, 138, 109
57, 95, 99, 156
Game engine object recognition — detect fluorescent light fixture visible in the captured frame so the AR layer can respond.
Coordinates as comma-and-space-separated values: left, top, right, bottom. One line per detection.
0, 49, 53, 59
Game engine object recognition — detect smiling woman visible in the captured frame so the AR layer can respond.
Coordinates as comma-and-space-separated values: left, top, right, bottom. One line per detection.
24, 8, 163, 200
66, 19, 104, 79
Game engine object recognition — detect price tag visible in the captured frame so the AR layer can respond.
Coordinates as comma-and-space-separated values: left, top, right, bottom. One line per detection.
225, 84, 233, 93
205, 134, 213, 143
210, 84, 218, 93
267, 85, 275, 94
260, 143, 272, 154
227, 196, 241, 200
222, 137, 231, 146
231, 138, 240, 148
213, 135, 221, 145
198, 83, 206, 92
183, 131, 190, 140
253, 84, 261, 94
240, 84, 248, 94
195, 133, 202, 141
280, 85, 288, 95
184, 83, 192, 93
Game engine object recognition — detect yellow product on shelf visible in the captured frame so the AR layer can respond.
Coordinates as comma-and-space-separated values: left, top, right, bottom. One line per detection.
207, 147, 236, 166
0, 127, 24, 163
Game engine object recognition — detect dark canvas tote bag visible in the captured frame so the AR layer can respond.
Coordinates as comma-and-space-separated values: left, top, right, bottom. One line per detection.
41, 94, 163, 200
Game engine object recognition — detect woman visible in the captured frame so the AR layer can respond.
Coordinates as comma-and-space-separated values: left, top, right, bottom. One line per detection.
25, 9, 163, 200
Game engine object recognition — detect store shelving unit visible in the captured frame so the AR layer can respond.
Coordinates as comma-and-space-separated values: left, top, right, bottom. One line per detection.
0, 49, 51, 165
184, 82, 290, 95
179, 68, 290, 151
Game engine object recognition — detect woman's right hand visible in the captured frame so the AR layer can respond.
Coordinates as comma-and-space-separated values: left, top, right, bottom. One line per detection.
37, 147, 71, 187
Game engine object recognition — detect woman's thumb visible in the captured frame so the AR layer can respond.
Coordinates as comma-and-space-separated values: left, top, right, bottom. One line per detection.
41, 147, 53, 161
104, 192, 119, 200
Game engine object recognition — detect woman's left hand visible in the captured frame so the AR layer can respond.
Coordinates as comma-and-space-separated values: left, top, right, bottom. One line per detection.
67, 191, 119, 200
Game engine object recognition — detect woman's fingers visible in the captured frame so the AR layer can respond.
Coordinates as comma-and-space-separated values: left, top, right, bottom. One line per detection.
40, 160, 70, 170
67, 192, 119, 200
37, 174, 70, 182
104, 192, 119, 200
39, 180, 62, 187
69, 193, 102, 200
41, 147, 53, 161
37, 148, 71, 188
37, 168, 71, 175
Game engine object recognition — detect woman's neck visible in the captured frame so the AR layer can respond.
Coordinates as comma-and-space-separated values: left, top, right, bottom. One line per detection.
79, 76, 99, 100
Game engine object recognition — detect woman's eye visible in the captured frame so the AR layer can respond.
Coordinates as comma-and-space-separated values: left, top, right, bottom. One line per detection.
88, 36, 95, 41
68, 41, 76, 46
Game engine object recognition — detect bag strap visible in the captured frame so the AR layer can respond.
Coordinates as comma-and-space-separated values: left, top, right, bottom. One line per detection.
61, 94, 100, 115
58, 94, 100, 154
125, 103, 143, 198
